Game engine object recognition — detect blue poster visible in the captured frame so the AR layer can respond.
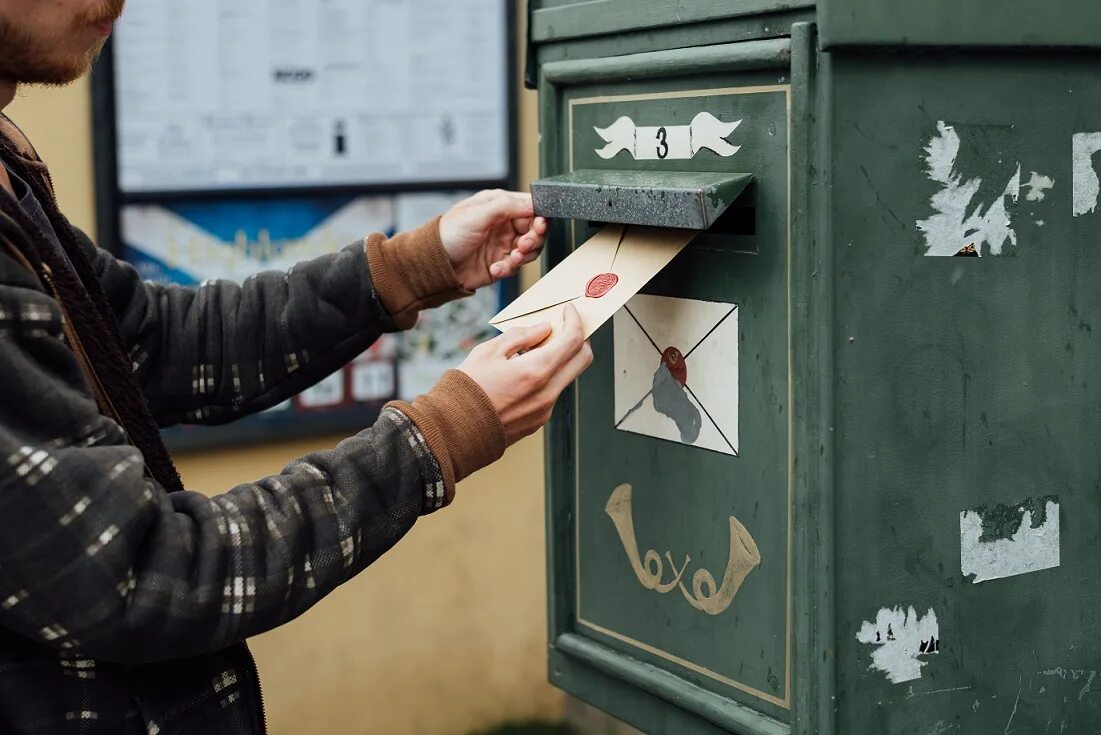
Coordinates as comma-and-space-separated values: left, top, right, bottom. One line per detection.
122, 192, 504, 449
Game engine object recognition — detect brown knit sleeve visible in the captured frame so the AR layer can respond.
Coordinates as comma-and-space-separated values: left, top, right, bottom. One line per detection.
365, 215, 472, 330
387, 369, 506, 507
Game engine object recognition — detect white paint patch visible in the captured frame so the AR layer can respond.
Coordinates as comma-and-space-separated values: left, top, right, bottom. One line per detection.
856, 606, 940, 684
613, 295, 739, 455
1072, 132, 1101, 217
1024, 171, 1055, 202
960, 500, 1060, 583
594, 111, 741, 161
917, 121, 1021, 256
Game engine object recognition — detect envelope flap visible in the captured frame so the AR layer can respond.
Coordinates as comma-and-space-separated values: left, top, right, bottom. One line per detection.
490, 223, 625, 325
490, 224, 697, 338
608, 227, 699, 295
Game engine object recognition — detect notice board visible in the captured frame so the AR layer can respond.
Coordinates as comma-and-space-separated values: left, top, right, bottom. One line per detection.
92, 0, 516, 451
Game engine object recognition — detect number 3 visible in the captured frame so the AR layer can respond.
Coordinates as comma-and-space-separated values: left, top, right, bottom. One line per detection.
656, 127, 669, 159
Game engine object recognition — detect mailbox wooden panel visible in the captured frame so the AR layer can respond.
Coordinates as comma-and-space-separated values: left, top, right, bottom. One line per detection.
571, 77, 792, 709
535, 21, 820, 735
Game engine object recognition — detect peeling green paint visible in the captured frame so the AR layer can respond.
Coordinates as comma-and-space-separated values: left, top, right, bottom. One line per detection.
968, 494, 1059, 542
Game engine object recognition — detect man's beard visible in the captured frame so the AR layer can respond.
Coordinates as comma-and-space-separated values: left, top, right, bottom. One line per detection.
0, 0, 123, 86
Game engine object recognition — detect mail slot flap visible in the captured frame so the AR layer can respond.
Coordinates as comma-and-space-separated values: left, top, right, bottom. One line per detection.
532, 170, 753, 230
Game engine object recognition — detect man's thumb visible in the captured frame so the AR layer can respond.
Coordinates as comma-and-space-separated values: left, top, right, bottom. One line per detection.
497, 322, 552, 357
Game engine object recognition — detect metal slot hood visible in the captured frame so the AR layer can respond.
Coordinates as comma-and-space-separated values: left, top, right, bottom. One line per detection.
531, 169, 752, 230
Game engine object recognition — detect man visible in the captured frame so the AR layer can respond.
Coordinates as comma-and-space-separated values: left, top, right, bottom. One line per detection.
0, 1, 592, 733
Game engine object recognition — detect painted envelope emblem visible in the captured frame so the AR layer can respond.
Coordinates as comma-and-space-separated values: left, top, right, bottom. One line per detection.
613, 294, 739, 455
490, 224, 697, 338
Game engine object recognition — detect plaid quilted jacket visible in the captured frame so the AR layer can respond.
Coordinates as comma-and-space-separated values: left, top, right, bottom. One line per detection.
0, 119, 503, 734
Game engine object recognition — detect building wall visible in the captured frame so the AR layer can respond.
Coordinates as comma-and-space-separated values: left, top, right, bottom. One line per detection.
6, 6, 562, 733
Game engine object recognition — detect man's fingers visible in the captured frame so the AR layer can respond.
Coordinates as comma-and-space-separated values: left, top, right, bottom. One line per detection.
515, 230, 545, 254
513, 217, 549, 256
468, 189, 501, 204
510, 248, 540, 267
490, 253, 524, 278
559, 302, 584, 343
490, 237, 544, 279
494, 322, 553, 357
479, 191, 534, 222
508, 241, 542, 263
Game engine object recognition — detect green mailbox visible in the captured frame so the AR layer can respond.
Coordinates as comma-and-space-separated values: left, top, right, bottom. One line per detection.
528, 2, 1101, 733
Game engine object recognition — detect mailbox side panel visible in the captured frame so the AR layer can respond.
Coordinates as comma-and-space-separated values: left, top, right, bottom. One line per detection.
829, 51, 1101, 734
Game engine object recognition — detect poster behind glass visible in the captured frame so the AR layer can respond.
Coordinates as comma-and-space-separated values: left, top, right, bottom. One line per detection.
121, 191, 506, 450
98, 0, 515, 450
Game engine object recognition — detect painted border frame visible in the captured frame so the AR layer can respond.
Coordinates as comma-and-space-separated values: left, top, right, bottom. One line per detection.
569, 84, 793, 710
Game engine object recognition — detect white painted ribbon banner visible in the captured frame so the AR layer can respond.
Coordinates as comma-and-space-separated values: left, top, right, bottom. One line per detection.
594, 111, 742, 161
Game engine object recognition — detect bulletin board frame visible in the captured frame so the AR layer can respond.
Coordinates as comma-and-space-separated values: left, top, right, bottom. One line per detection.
90, 0, 519, 257
87, 1, 519, 452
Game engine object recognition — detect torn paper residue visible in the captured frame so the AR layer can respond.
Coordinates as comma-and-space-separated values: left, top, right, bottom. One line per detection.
1024, 171, 1055, 202
960, 496, 1060, 584
856, 606, 940, 684
916, 121, 1021, 256
1072, 132, 1101, 217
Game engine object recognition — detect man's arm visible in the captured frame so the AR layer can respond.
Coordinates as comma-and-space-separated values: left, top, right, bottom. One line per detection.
80, 219, 468, 426
0, 266, 505, 665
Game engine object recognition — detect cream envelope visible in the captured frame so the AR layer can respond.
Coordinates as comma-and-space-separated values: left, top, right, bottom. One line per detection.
613, 294, 739, 456
490, 224, 698, 338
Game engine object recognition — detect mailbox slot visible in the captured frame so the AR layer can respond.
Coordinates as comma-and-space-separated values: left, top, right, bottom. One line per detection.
584, 182, 757, 239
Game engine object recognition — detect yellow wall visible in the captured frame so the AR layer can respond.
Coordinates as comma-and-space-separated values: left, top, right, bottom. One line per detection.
7, 78, 97, 233
7, 7, 562, 733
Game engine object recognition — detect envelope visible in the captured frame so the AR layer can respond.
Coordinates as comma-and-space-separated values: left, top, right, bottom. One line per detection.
490, 224, 697, 338
612, 294, 739, 456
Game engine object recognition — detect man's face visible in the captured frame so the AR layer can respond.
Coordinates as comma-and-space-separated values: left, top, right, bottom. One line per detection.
0, 0, 125, 85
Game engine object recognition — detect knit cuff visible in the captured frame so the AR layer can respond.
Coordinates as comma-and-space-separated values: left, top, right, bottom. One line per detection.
365, 216, 472, 330
386, 370, 506, 509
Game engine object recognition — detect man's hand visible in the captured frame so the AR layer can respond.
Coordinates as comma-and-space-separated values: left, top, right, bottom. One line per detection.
459, 304, 592, 444
440, 189, 548, 291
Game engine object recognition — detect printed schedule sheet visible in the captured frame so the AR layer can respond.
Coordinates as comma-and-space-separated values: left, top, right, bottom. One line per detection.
113, 0, 509, 192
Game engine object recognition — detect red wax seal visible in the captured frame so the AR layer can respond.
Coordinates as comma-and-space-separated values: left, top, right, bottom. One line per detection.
585, 272, 619, 298
661, 346, 688, 386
